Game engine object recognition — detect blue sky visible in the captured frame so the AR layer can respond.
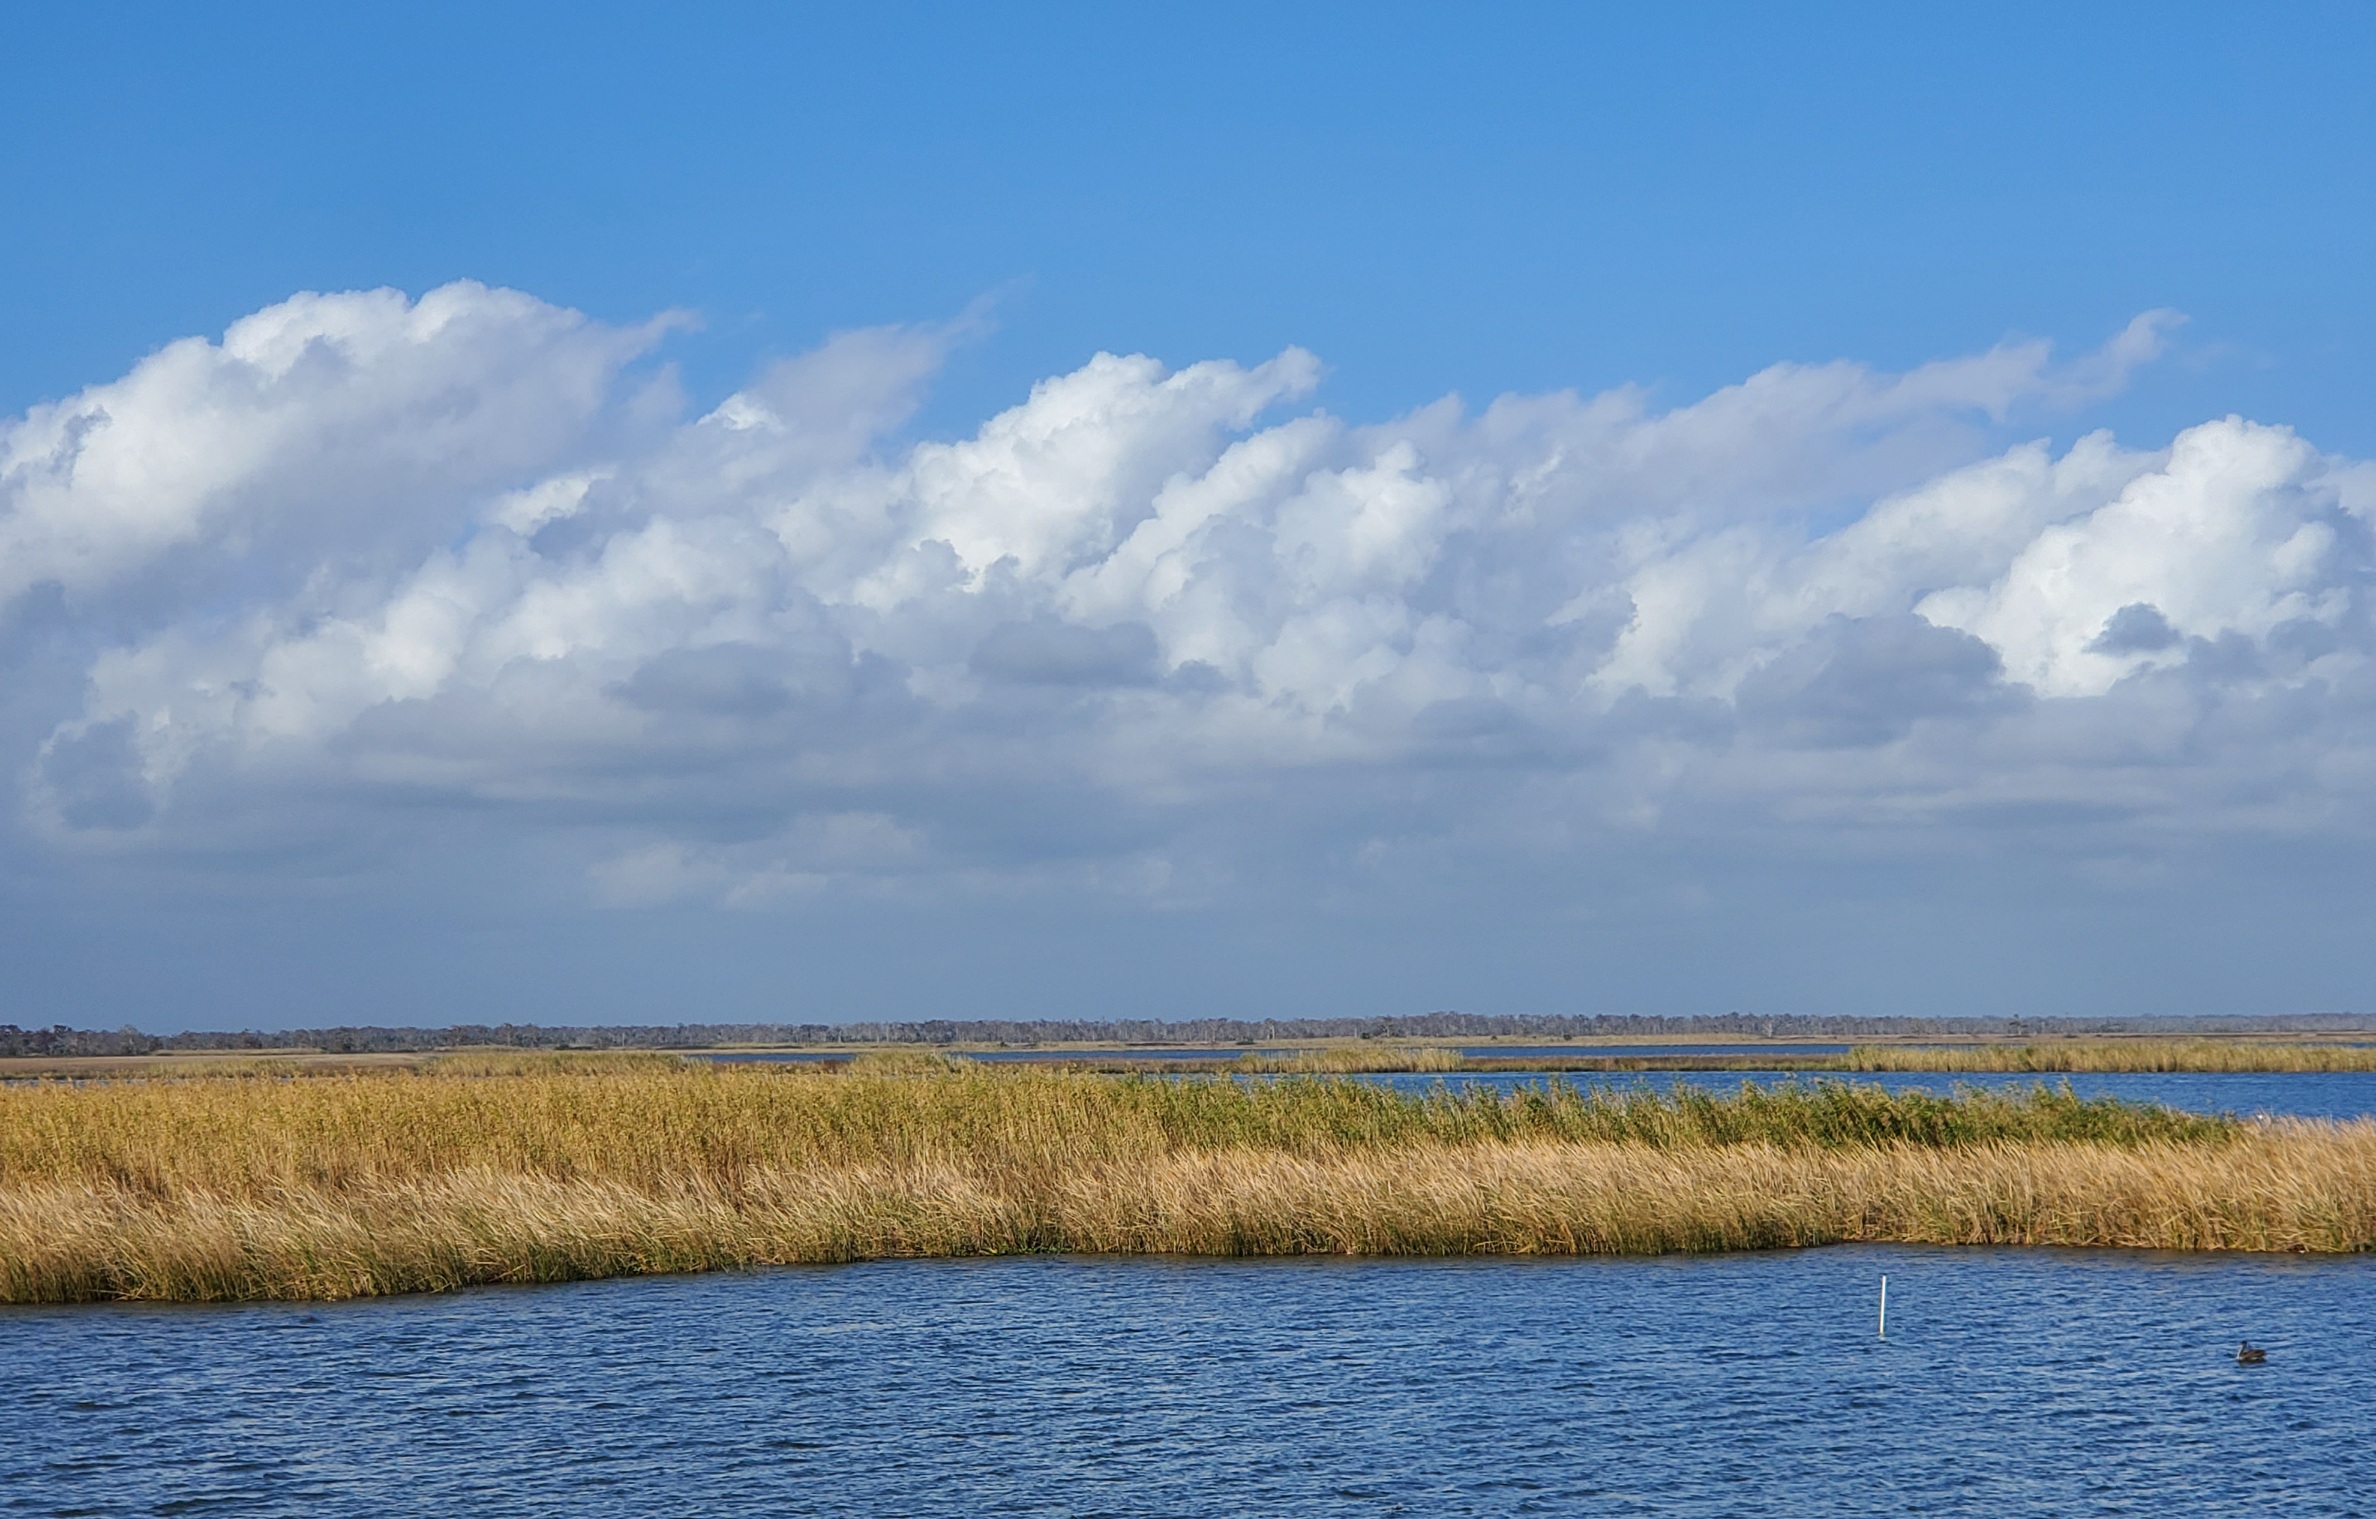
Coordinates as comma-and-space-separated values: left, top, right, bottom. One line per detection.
4, 3, 2376, 1029
11, 3, 2374, 445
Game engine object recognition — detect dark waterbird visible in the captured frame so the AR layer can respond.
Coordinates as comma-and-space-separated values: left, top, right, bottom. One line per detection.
2237, 1341, 2268, 1365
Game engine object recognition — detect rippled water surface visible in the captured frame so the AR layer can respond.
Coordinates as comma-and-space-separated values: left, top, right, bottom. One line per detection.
7, 1248, 2372, 1516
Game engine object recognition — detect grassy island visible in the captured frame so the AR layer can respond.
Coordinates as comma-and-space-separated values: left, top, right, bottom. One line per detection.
1840, 1040, 2376, 1073
3, 1056, 2370, 1302
1016, 1039, 2376, 1076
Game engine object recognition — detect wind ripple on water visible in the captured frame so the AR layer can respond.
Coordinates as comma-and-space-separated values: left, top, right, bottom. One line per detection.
3, 1247, 2371, 1516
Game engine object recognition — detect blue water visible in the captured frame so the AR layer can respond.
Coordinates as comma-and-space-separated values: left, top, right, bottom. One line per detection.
5, 1248, 2371, 1516
694, 1044, 1860, 1065
1368, 1070, 2376, 1122
691, 1048, 1289, 1064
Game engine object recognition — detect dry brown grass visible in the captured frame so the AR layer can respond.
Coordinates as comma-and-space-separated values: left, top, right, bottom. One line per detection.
1845, 1040, 2376, 1073
1, 1062, 2366, 1302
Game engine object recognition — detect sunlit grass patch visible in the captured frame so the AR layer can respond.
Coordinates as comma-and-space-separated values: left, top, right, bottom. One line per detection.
0, 1061, 2363, 1302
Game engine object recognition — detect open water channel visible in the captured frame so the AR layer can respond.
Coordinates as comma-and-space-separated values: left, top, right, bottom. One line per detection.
6, 1071, 2373, 1516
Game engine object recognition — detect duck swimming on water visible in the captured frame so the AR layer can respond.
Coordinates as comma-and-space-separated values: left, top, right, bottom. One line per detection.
2237, 1341, 2268, 1365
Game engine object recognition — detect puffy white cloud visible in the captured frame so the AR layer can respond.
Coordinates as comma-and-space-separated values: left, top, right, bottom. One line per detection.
0, 283, 668, 610
10, 286, 2375, 909
1920, 420, 2367, 696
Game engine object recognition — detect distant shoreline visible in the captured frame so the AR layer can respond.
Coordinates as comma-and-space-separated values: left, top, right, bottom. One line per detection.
10, 1034, 2376, 1081
11, 1012, 2376, 1064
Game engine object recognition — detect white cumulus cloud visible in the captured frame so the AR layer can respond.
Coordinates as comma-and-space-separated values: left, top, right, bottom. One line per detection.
8, 285, 2373, 907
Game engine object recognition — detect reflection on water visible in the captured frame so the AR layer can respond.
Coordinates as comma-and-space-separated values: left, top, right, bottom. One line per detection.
6, 1247, 2372, 1516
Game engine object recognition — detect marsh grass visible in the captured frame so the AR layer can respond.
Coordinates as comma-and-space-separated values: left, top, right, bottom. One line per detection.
1, 1063, 2363, 1303
419, 1050, 692, 1078
1228, 1046, 1467, 1074
1846, 1040, 2376, 1073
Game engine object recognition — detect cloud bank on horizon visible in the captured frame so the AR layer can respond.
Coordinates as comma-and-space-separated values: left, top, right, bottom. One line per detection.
5, 283, 2371, 913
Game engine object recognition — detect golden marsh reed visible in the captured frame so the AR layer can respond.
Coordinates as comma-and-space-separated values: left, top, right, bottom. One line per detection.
2, 1061, 2368, 1302
1845, 1040, 2376, 1073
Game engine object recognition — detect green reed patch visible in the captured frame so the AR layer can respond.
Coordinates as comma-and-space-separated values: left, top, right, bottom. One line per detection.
992, 1070, 2234, 1154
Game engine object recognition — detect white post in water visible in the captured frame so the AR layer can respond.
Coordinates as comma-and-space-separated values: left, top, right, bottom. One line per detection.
1878, 1275, 1888, 1340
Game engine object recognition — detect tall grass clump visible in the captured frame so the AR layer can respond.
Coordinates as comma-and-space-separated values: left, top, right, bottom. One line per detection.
1846, 1040, 2376, 1073
2, 1063, 2368, 1303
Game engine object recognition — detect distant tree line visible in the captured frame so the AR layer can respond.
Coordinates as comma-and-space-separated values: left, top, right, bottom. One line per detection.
4, 1011, 2373, 1058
